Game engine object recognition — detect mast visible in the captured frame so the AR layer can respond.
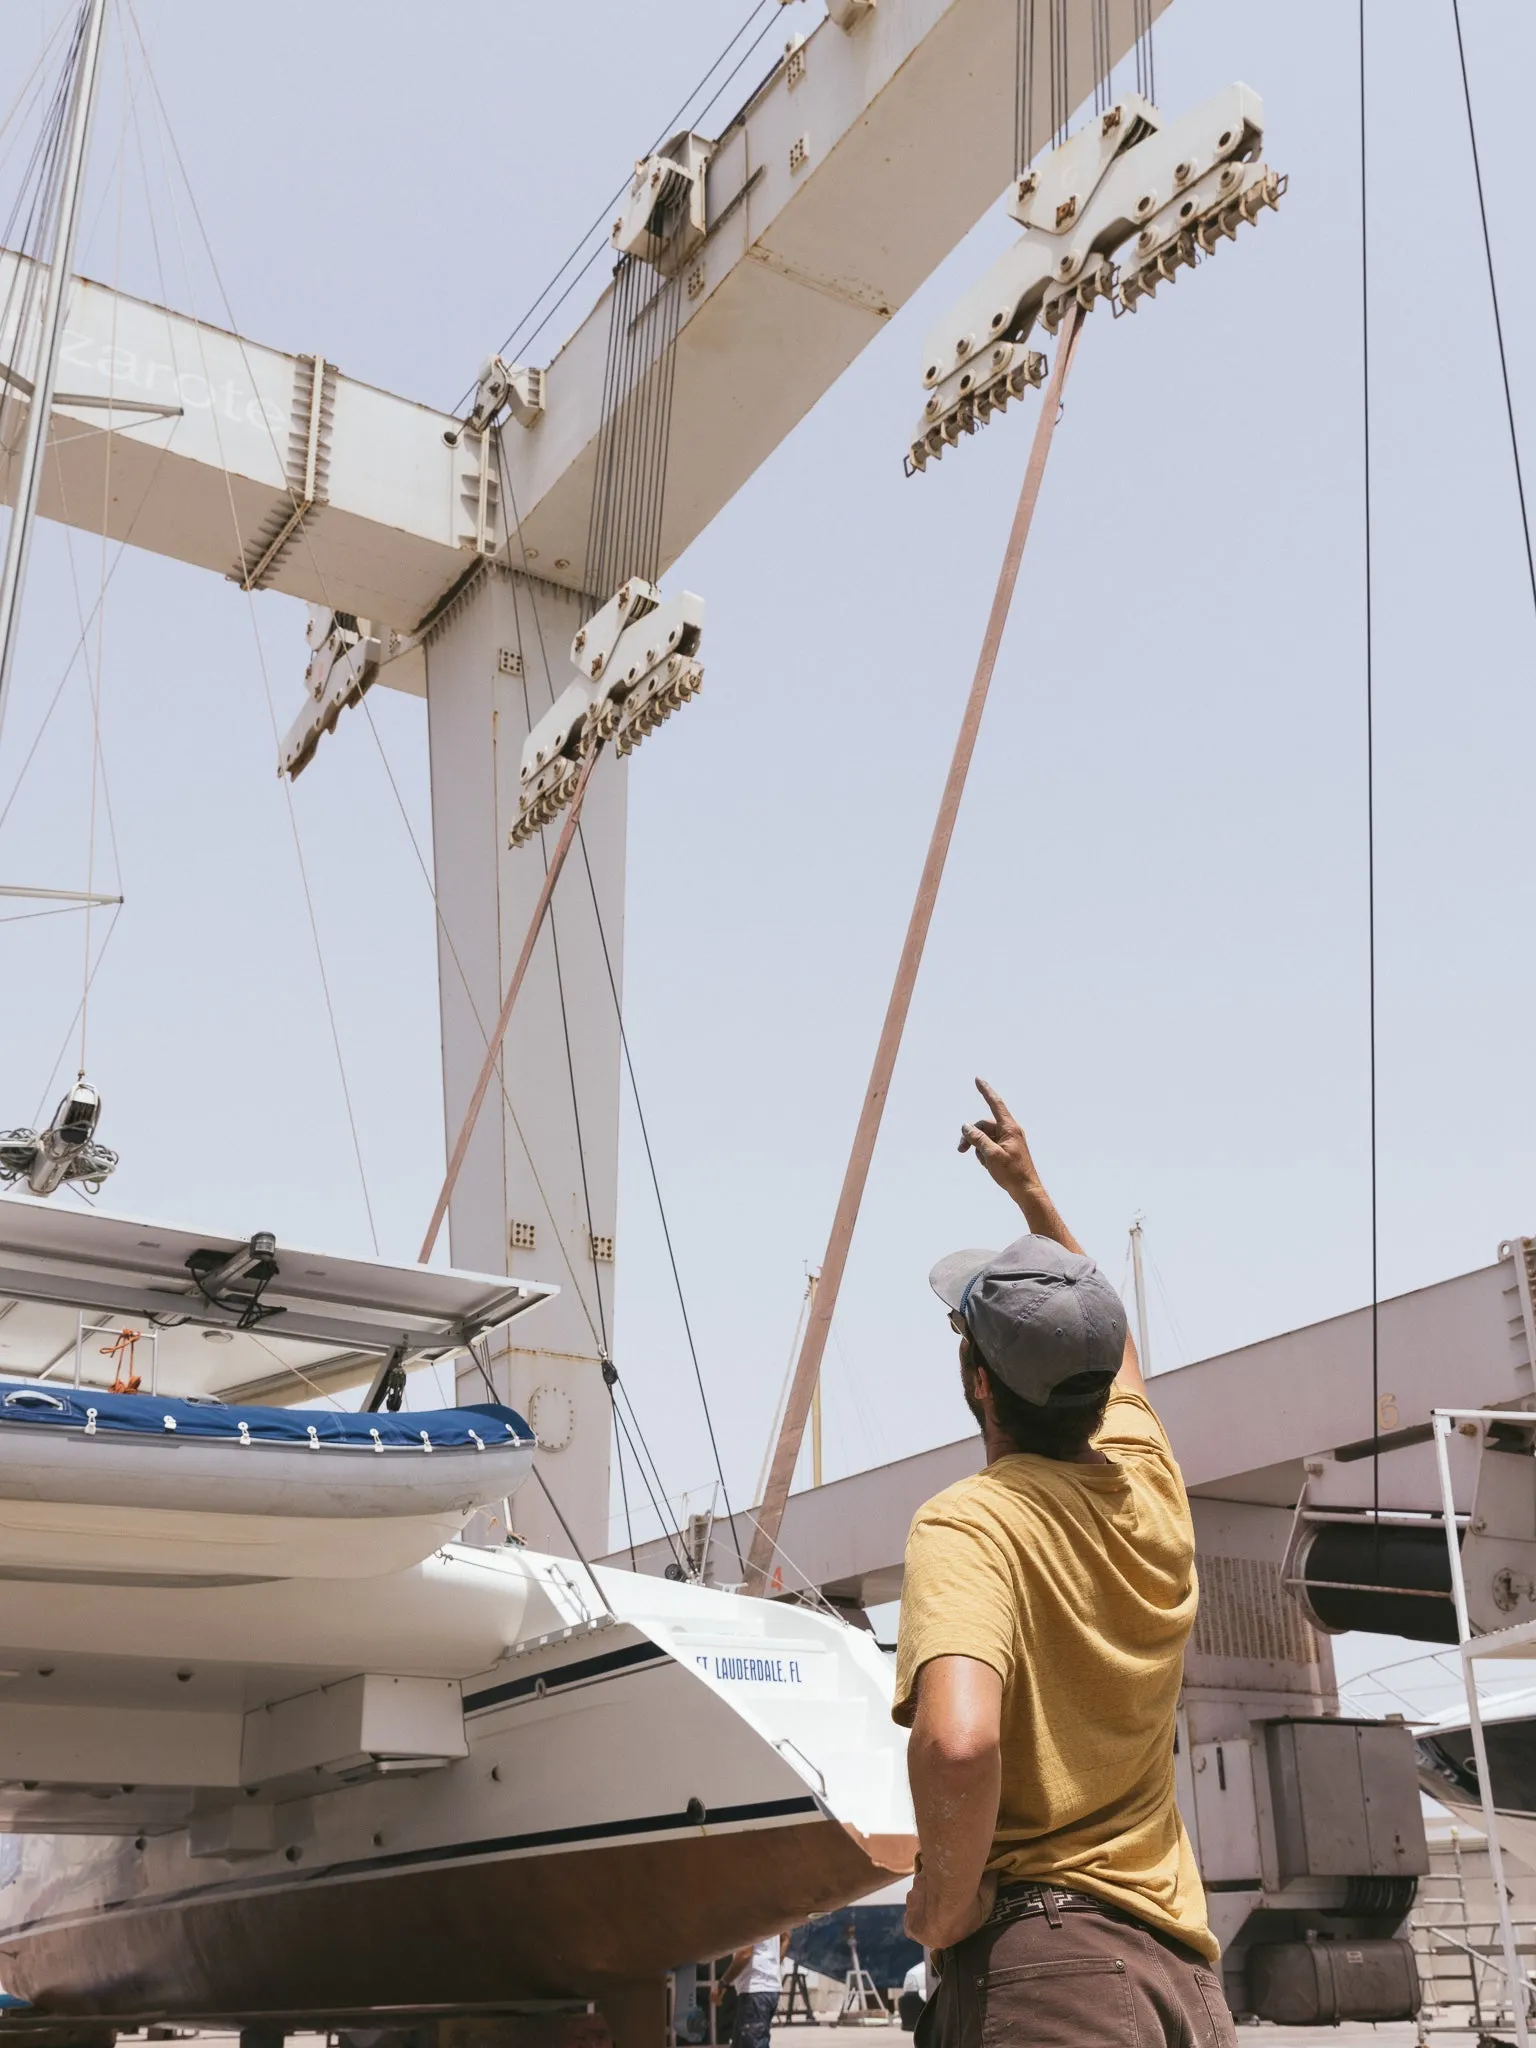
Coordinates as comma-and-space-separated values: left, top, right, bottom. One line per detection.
1129, 1216, 1153, 1376
0, 0, 110, 750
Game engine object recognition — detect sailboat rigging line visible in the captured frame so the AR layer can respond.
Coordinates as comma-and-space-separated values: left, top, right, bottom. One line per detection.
1358, 0, 1381, 1523
613, 1390, 639, 1570
512, 664, 611, 1363
353, 698, 608, 1361
530, 1464, 619, 1623
78, 36, 131, 1079
1450, 0, 1536, 629
0, 901, 97, 925
0, 422, 175, 838
0, 17, 78, 438
0, 0, 108, 753
573, 823, 748, 1580
123, 33, 382, 1261
493, 437, 717, 1567
0, 14, 73, 190
755, 1272, 815, 1511
120, 8, 337, 596
28, 899, 120, 1125
745, 298, 1088, 1595
736, 1505, 845, 1623
419, 743, 604, 1265
473, 0, 782, 398
610, 1377, 688, 1573
493, 425, 739, 1578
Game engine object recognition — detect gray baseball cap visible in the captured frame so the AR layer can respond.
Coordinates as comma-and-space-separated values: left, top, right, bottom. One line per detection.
930, 1233, 1126, 1408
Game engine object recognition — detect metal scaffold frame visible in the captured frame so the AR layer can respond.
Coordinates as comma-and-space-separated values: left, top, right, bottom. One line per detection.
1432, 1407, 1536, 2048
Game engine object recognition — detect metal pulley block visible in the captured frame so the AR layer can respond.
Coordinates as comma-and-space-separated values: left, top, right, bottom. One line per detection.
610, 651, 703, 756
1118, 164, 1285, 311
582, 586, 704, 748
509, 578, 706, 847
511, 681, 597, 847
442, 355, 544, 449
610, 133, 710, 276
906, 83, 1285, 473
909, 341, 1046, 472
280, 605, 385, 779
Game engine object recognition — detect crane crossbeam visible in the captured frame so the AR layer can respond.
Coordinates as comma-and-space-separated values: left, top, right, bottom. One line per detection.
0, 0, 1170, 652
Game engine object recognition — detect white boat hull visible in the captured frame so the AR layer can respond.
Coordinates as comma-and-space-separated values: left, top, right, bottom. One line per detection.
0, 1548, 915, 2021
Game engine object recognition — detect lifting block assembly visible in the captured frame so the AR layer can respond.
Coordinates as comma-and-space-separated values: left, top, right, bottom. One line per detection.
511, 577, 704, 847
908, 84, 1285, 472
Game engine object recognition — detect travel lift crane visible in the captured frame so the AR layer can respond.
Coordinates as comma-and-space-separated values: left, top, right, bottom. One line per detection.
0, 7, 1434, 2035
6, 0, 1210, 1567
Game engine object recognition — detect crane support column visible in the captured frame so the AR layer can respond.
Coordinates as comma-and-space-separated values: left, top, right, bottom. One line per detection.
426, 569, 625, 1560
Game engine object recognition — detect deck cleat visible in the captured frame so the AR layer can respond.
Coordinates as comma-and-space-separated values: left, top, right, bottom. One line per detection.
906, 84, 1284, 473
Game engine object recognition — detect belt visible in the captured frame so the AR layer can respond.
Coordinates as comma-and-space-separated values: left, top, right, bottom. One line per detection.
987, 1882, 1106, 1926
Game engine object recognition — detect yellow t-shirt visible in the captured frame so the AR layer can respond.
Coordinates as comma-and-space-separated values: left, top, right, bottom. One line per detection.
892, 1386, 1214, 1962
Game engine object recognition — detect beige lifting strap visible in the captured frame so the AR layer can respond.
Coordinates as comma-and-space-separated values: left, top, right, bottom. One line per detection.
745, 299, 1088, 1597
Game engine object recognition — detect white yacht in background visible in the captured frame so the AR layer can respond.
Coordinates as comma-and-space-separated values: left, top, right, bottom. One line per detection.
1418, 1686, 1536, 1873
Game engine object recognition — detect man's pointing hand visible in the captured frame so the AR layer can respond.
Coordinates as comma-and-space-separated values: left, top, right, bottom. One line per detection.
959, 1078, 1039, 1200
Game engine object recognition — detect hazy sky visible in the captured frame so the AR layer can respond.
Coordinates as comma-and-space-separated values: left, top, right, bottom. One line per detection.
3, 0, 1535, 1672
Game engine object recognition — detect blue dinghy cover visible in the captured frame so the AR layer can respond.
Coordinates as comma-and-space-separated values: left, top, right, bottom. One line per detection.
0, 1385, 532, 1451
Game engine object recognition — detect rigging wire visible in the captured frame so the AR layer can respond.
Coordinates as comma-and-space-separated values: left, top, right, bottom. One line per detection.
513, 660, 613, 1355
125, 9, 381, 1256
573, 821, 748, 1579
1449, 0, 1536, 630
1133, 0, 1156, 105
29, 899, 122, 1122
1014, 0, 1035, 178
494, 426, 736, 1573
77, 14, 131, 1078
1358, 0, 1381, 1520
468, 0, 784, 402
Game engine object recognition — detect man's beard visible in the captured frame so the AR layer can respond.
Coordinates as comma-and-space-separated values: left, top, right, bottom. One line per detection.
959, 1356, 987, 1433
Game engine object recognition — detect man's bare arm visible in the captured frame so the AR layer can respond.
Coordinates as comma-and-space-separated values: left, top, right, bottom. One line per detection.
904, 1656, 1003, 1949
959, 1079, 1145, 1397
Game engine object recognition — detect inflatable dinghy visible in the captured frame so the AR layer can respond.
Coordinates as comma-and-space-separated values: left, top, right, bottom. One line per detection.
0, 1388, 535, 1582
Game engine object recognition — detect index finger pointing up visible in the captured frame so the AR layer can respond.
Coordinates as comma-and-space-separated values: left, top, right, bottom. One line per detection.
975, 1076, 1013, 1125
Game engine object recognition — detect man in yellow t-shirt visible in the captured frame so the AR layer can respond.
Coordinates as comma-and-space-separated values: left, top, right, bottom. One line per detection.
895, 1081, 1235, 2048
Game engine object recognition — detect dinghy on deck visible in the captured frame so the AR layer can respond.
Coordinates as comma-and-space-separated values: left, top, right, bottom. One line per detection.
0, 1197, 553, 1579
0, 1387, 534, 1580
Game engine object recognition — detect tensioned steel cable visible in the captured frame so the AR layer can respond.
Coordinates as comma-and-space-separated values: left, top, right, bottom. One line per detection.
1133, 0, 1156, 105
1449, 0, 1536, 634
1358, 0, 1382, 1528
1014, 0, 1036, 179
582, 251, 683, 612
495, 422, 731, 1575
572, 822, 748, 1580
465, 0, 782, 407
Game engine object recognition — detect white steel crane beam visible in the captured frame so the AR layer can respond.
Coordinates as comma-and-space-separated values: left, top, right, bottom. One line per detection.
0, 0, 1169, 639
0, 0, 1169, 1559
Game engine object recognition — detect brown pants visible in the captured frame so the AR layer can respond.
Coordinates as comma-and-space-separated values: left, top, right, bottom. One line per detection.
919, 1892, 1238, 2048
